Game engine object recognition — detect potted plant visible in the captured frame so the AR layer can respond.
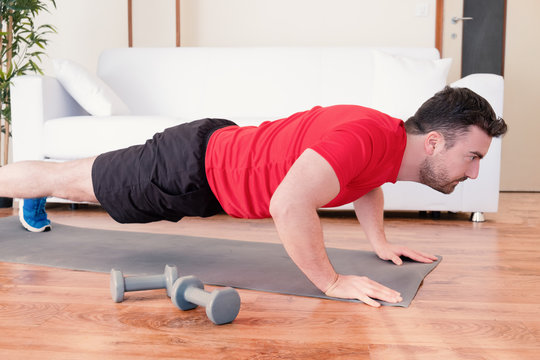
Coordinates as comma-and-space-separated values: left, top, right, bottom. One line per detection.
1, 0, 56, 208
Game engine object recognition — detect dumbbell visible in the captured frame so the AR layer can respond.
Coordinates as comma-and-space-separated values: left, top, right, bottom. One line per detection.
110, 264, 178, 303
171, 275, 241, 325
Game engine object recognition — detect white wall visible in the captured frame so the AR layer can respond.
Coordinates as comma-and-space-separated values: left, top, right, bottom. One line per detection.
132, 0, 176, 47
500, 0, 540, 191
36, 0, 437, 72
180, 0, 436, 47
36, 0, 128, 75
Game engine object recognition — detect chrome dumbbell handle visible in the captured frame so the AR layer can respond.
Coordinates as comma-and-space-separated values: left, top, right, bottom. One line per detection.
110, 264, 178, 302
124, 274, 169, 291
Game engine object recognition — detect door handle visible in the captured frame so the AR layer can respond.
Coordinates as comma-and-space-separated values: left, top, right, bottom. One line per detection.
452, 16, 474, 24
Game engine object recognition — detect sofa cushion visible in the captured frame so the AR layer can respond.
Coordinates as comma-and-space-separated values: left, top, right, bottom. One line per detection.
43, 116, 180, 160
52, 59, 131, 116
371, 51, 452, 121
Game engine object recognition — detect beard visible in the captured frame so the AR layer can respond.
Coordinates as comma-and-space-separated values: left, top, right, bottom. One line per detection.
419, 157, 468, 194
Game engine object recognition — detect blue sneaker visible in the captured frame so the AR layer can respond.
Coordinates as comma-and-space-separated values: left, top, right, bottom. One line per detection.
19, 197, 52, 232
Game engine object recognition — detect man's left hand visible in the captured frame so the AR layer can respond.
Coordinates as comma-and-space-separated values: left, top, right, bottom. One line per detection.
374, 243, 438, 265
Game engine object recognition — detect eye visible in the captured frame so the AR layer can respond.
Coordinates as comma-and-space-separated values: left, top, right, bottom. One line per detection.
466, 152, 483, 162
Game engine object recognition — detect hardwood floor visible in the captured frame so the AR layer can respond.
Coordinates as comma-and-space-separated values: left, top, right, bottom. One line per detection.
0, 192, 539, 359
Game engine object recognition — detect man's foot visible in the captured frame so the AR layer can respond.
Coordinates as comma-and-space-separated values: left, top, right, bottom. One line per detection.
19, 197, 51, 232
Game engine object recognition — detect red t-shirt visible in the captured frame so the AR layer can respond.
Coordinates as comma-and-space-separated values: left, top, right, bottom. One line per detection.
205, 105, 406, 219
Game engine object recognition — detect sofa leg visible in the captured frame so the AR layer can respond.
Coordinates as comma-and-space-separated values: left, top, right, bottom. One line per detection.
470, 212, 485, 222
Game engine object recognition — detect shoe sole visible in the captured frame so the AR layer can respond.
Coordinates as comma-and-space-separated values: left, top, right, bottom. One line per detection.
18, 205, 52, 233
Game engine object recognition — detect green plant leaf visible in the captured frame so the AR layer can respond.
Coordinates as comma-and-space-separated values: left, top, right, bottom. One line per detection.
1, 0, 56, 164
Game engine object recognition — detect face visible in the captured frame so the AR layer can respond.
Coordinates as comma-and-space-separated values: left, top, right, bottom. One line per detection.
419, 126, 492, 194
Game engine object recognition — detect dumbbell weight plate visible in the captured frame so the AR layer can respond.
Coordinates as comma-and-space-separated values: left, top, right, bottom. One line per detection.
171, 276, 203, 311
206, 287, 241, 325
110, 269, 125, 303
164, 264, 179, 297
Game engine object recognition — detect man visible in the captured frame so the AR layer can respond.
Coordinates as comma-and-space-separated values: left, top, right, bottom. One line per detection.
0, 86, 507, 306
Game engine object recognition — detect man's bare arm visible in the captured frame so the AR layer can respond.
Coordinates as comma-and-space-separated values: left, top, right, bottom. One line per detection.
354, 187, 438, 265
269, 149, 402, 306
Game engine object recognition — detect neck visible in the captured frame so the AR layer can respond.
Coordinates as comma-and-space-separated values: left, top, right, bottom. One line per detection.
397, 133, 424, 182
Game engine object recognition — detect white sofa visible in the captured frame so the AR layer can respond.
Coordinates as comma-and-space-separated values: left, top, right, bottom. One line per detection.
10, 47, 504, 220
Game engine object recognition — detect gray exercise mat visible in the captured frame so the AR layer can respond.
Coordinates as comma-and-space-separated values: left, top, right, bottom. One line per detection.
0, 216, 441, 307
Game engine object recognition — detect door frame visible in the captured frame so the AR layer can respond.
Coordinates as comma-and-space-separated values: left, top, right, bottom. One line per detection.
435, 0, 444, 55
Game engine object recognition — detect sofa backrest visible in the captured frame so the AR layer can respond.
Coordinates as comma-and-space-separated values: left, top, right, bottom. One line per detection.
98, 47, 440, 125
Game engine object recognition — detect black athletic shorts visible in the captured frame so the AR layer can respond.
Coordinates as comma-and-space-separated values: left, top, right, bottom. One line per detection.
91, 118, 237, 223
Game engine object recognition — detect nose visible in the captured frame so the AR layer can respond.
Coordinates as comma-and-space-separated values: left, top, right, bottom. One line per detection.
466, 160, 480, 179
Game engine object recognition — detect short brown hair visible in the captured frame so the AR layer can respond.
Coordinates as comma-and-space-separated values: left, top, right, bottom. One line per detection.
404, 86, 508, 148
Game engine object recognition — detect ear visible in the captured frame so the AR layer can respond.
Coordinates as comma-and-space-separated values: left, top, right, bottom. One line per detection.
424, 131, 445, 155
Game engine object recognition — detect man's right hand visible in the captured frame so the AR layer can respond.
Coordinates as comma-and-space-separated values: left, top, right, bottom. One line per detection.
324, 274, 402, 307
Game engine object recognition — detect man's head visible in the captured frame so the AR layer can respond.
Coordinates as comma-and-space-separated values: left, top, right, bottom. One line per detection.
404, 87, 508, 194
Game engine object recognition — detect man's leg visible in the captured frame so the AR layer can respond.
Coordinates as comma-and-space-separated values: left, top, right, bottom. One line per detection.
0, 157, 98, 202
2, 157, 99, 232
0, 157, 98, 232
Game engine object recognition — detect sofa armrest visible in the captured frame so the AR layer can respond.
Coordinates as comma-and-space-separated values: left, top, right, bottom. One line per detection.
450, 73, 504, 212
10, 75, 87, 162
461, 136, 502, 212
450, 73, 504, 118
